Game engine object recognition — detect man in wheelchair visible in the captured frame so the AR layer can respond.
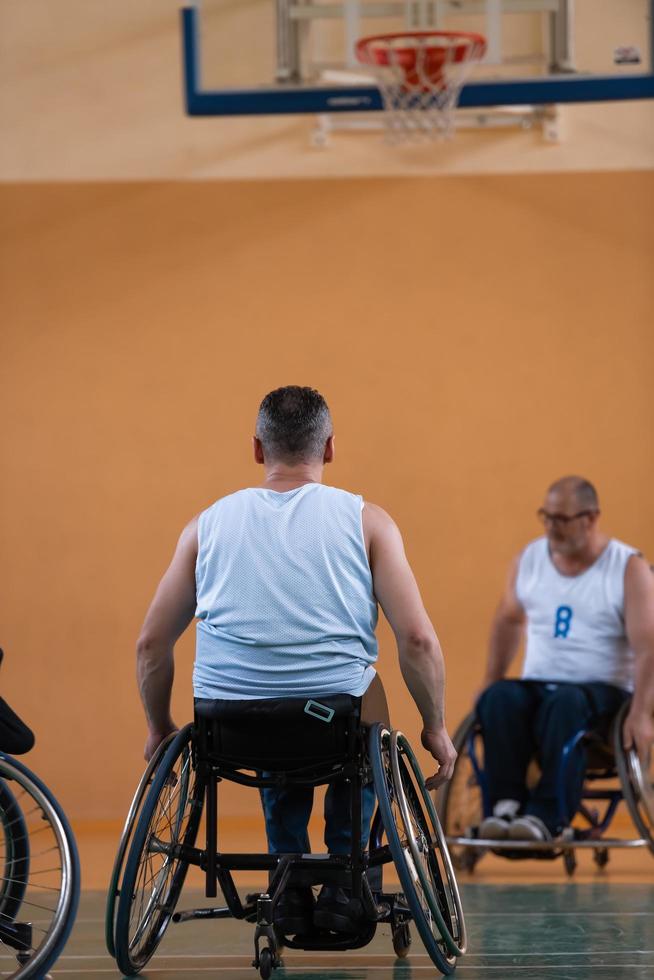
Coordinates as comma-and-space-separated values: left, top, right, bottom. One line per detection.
477, 475, 654, 844
134, 385, 457, 936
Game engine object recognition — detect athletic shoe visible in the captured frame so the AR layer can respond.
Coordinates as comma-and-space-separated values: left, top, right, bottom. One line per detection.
313, 885, 364, 933
478, 815, 512, 840
273, 887, 315, 935
507, 815, 553, 842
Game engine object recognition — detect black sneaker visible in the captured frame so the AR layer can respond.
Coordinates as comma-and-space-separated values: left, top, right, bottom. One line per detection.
273, 887, 315, 935
313, 885, 364, 934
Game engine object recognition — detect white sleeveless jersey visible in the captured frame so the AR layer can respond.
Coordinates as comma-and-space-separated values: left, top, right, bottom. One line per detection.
516, 537, 638, 692
193, 483, 378, 700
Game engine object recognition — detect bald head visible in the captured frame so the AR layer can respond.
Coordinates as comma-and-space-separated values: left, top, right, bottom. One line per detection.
547, 476, 599, 513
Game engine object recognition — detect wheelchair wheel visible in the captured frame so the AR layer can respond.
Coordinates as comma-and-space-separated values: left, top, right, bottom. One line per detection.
115, 724, 205, 976
614, 704, 654, 855
0, 754, 80, 980
435, 712, 484, 872
105, 732, 176, 958
369, 724, 465, 976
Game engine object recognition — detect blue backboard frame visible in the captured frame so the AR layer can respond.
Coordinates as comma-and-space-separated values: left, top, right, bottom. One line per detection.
181, 3, 654, 116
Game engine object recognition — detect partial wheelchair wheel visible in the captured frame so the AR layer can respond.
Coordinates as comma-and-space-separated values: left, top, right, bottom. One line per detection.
115, 724, 205, 976
614, 702, 654, 855
0, 781, 29, 923
105, 731, 176, 958
0, 754, 80, 980
563, 849, 577, 877
259, 945, 273, 980
369, 724, 466, 976
392, 921, 411, 958
435, 712, 484, 872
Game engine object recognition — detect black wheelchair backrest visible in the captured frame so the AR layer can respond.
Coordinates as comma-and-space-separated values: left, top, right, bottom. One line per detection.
194, 694, 361, 774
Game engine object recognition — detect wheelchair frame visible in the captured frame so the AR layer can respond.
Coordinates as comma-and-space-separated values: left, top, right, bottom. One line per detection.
0, 752, 81, 979
437, 699, 654, 877
107, 699, 467, 979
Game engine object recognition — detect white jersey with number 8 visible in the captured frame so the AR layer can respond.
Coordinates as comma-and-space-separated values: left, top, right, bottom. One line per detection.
516, 537, 638, 692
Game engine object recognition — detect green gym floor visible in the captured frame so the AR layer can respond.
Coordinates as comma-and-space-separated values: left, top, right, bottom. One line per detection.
52, 882, 654, 979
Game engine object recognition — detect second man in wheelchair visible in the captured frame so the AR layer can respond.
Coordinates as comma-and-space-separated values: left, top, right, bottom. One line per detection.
135, 385, 457, 934
477, 475, 654, 844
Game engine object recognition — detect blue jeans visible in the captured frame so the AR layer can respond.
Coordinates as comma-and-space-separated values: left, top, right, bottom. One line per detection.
476, 679, 629, 834
260, 779, 376, 854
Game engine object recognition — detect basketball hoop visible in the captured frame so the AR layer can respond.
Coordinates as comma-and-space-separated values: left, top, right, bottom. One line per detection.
355, 31, 486, 142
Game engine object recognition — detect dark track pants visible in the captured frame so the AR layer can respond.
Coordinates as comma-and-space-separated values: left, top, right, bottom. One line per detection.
476, 679, 629, 834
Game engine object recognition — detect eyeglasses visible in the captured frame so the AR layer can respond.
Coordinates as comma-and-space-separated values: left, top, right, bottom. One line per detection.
537, 508, 596, 527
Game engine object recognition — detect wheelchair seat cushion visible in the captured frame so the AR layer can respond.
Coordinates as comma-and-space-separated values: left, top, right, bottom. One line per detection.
0, 696, 35, 755
194, 694, 361, 773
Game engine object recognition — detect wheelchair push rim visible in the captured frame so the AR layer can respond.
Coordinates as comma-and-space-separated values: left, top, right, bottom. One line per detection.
435, 712, 485, 872
114, 724, 205, 976
390, 731, 467, 956
0, 754, 80, 980
105, 731, 177, 958
368, 724, 461, 975
614, 702, 654, 854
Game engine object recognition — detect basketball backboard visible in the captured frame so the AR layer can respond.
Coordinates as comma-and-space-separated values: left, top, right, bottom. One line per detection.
182, 0, 654, 115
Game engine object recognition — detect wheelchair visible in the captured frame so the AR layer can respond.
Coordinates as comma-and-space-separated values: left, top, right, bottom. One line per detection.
436, 699, 654, 877
0, 653, 81, 978
106, 694, 467, 978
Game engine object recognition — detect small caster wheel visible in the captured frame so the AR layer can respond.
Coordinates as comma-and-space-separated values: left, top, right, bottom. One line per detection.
454, 848, 480, 873
392, 922, 411, 958
594, 847, 609, 868
564, 849, 577, 877
259, 946, 273, 980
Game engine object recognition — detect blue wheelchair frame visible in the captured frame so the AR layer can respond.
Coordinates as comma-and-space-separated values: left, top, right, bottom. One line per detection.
467, 723, 623, 842
438, 701, 651, 875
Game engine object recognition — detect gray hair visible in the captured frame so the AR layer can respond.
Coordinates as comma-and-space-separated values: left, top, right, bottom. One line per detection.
256, 386, 332, 463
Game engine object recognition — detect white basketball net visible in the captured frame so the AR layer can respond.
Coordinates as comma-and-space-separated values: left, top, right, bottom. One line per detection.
356, 32, 486, 142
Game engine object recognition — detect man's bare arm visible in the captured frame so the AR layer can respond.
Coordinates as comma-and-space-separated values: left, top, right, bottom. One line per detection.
136, 518, 198, 759
623, 555, 654, 763
363, 503, 456, 789
483, 556, 526, 688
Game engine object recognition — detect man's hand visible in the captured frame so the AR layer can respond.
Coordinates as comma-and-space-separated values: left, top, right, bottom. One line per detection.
622, 709, 654, 766
144, 725, 177, 762
421, 727, 457, 790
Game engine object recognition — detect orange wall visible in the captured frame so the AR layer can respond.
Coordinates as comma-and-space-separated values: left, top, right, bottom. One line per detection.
1, 173, 653, 824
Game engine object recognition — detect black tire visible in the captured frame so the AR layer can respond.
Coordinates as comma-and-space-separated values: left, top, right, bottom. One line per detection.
392, 921, 411, 958
614, 701, 654, 854
0, 754, 80, 979
563, 849, 577, 876
105, 732, 176, 958
259, 945, 273, 979
369, 724, 464, 975
435, 713, 485, 872
115, 725, 205, 976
